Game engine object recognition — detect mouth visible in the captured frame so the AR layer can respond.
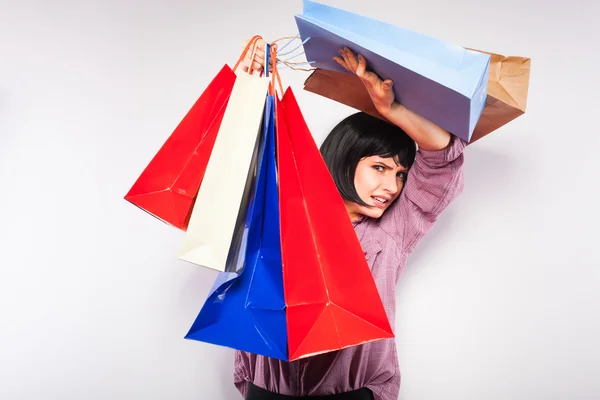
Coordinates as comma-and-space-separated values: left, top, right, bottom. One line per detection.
371, 196, 390, 209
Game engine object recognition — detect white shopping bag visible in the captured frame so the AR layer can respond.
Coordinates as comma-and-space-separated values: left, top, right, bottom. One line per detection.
177, 71, 270, 271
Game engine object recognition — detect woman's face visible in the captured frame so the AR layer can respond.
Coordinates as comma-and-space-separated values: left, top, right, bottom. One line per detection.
345, 155, 408, 221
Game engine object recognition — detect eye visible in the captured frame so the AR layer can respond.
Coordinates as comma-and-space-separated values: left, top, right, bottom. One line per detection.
396, 172, 406, 180
373, 165, 385, 172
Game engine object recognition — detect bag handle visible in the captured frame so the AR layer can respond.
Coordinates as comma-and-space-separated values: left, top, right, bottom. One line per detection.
232, 35, 283, 95
233, 35, 263, 74
269, 43, 284, 97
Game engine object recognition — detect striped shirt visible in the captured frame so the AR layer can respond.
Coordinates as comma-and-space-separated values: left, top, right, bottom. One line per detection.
234, 135, 467, 400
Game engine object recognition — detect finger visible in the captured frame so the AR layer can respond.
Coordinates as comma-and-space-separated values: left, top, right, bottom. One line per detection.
252, 60, 264, 71
333, 56, 352, 72
338, 49, 352, 70
355, 54, 380, 87
362, 71, 382, 88
242, 52, 265, 68
241, 39, 265, 57
247, 44, 264, 57
254, 39, 266, 57
344, 48, 359, 72
356, 53, 367, 77
249, 54, 265, 67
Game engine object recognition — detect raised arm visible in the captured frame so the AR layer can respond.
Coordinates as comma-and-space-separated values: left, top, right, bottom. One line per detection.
384, 136, 465, 253
334, 47, 466, 253
334, 47, 451, 151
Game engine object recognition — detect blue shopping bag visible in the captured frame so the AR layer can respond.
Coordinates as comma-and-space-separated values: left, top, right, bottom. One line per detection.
184, 93, 287, 360
294, 0, 490, 142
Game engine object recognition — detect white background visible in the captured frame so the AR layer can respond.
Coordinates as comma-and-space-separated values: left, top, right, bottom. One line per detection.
1, 0, 598, 399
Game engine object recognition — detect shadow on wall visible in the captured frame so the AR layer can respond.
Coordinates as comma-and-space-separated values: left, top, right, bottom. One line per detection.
398, 139, 529, 283
177, 263, 242, 397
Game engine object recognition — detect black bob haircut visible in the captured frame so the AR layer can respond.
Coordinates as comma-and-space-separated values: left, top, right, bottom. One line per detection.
319, 111, 417, 207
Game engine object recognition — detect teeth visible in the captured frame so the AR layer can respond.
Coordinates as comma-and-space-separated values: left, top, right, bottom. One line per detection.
374, 197, 387, 203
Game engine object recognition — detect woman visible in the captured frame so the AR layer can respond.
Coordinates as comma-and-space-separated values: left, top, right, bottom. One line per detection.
235, 40, 466, 400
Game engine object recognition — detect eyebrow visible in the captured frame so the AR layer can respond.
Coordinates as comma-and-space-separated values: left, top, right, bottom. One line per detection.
374, 160, 408, 172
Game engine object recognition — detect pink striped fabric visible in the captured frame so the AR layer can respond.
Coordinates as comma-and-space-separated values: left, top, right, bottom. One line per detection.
234, 136, 467, 400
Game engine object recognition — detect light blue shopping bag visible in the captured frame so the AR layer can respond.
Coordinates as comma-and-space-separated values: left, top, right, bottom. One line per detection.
294, 0, 490, 142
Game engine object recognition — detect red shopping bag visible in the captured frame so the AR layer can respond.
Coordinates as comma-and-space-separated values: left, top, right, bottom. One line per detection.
124, 66, 235, 230
125, 37, 264, 231
276, 88, 394, 361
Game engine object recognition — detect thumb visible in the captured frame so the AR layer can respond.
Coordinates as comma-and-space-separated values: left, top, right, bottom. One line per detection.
361, 71, 380, 88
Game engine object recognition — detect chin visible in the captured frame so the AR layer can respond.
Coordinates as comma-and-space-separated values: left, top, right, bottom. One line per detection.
361, 205, 386, 219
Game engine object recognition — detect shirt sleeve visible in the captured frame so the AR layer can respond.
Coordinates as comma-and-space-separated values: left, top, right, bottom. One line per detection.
378, 135, 467, 255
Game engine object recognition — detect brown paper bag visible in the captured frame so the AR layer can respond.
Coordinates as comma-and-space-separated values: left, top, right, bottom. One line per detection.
303, 50, 531, 144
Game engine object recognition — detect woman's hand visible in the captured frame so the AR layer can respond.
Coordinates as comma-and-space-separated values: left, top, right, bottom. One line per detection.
334, 46, 452, 151
333, 47, 396, 115
239, 38, 267, 73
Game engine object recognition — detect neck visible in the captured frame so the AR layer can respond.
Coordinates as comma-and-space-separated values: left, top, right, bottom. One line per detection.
344, 202, 362, 222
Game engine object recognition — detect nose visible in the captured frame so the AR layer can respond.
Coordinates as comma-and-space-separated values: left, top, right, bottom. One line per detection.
381, 173, 398, 195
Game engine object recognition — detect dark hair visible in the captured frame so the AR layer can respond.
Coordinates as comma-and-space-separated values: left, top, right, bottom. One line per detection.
320, 111, 416, 207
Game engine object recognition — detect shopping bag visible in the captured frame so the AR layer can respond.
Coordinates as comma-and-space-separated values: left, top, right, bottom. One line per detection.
184, 95, 288, 360
303, 48, 531, 144
276, 88, 394, 361
303, 68, 385, 119
467, 50, 531, 143
294, 0, 490, 142
124, 65, 236, 230
177, 67, 270, 272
